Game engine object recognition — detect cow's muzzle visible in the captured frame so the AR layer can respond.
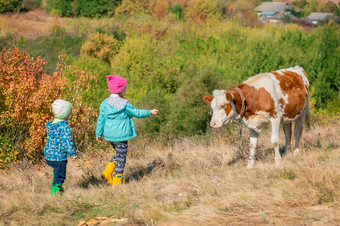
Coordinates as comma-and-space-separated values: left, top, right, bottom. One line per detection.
210, 122, 218, 128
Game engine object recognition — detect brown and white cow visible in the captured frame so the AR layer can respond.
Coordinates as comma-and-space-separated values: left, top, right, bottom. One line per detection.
204, 66, 311, 168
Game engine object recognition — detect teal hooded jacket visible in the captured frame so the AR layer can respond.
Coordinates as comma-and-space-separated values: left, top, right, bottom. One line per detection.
96, 96, 151, 142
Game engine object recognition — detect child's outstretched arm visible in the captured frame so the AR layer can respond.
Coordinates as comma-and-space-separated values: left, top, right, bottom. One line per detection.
125, 103, 158, 118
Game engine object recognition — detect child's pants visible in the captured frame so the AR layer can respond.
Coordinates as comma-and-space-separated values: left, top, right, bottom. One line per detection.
109, 141, 128, 175
46, 160, 67, 186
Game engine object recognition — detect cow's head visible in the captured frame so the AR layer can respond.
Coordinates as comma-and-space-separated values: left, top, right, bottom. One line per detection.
203, 90, 238, 128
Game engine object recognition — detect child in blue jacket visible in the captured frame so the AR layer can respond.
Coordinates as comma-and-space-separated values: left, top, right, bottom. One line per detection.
96, 75, 158, 186
44, 99, 77, 195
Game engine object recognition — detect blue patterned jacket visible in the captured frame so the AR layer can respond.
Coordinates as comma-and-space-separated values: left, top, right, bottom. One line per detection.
44, 120, 76, 161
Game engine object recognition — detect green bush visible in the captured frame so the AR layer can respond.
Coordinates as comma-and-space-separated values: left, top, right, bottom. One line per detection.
46, 0, 121, 17
309, 22, 340, 109
46, 0, 72, 17
0, 0, 22, 13
64, 56, 112, 110
76, 0, 119, 17
20, 29, 82, 74
134, 88, 170, 139
163, 66, 235, 137
170, 4, 183, 20
20, 0, 42, 11
95, 27, 126, 42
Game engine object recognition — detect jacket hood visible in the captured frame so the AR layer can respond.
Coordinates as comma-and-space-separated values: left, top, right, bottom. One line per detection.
46, 120, 67, 138
105, 96, 129, 119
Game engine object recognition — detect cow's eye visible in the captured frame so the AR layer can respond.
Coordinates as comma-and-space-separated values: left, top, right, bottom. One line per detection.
220, 104, 225, 109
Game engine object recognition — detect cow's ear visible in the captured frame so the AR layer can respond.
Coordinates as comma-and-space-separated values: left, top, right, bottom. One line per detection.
226, 92, 233, 103
203, 95, 214, 105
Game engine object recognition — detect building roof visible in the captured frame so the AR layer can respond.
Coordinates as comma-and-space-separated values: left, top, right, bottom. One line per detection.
259, 11, 278, 16
255, 2, 290, 12
306, 13, 334, 21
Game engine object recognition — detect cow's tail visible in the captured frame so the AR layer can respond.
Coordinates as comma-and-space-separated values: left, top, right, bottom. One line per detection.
304, 95, 311, 129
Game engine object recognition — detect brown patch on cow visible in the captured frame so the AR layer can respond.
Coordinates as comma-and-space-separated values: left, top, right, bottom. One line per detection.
224, 104, 232, 116
222, 92, 234, 116
228, 84, 276, 120
203, 95, 213, 105
273, 70, 307, 119
279, 98, 285, 109
226, 89, 242, 115
226, 92, 233, 103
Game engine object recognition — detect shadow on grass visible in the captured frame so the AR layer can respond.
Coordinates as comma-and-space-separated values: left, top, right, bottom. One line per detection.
124, 159, 165, 183
227, 145, 287, 166
78, 172, 106, 189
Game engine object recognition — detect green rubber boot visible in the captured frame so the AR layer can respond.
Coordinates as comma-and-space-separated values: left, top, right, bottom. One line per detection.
51, 184, 64, 195
56, 184, 64, 193
50, 172, 55, 195
51, 184, 58, 195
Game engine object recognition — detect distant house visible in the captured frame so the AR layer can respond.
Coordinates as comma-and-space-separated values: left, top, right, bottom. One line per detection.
255, 2, 295, 23
305, 13, 336, 25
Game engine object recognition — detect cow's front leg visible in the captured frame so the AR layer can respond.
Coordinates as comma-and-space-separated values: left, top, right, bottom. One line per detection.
247, 129, 259, 168
271, 118, 281, 165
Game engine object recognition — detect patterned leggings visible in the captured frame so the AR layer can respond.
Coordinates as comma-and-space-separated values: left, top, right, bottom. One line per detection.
109, 141, 128, 175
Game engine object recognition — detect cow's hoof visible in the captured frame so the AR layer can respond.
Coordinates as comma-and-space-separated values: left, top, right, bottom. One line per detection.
294, 148, 300, 156
274, 156, 282, 166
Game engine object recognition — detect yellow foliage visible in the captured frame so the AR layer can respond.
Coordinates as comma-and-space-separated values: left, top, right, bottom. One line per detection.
185, 0, 220, 23
80, 32, 120, 63
115, 0, 150, 16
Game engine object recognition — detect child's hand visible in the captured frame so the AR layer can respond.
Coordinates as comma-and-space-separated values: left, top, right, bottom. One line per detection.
151, 109, 159, 115
72, 156, 77, 160
96, 137, 102, 142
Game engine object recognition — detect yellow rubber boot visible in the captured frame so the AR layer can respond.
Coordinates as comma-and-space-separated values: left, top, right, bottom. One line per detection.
112, 174, 123, 187
102, 161, 116, 183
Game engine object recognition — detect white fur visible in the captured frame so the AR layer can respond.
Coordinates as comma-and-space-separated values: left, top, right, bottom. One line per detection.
210, 90, 238, 127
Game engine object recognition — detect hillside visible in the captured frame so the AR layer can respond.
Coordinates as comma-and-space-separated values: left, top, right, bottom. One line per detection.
0, 121, 339, 225
0, 2, 339, 225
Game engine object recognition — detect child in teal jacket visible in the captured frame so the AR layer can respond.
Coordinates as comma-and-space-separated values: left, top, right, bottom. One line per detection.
96, 75, 158, 186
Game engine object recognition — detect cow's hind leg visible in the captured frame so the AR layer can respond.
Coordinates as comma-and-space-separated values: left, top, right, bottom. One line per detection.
283, 123, 292, 155
294, 116, 304, 156
247, 129, 259, 168
271, 118, 281, 165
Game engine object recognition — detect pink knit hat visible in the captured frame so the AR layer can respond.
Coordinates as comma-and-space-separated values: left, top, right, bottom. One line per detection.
106, 75, 127, 94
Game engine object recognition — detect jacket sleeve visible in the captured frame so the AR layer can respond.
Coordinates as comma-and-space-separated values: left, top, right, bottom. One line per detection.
96, 103, 106, 137
61, 124, 76, 157
125, 103, 151, 118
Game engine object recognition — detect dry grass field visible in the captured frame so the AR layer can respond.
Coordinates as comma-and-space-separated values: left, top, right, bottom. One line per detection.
0, 10, 60, 39
0, 120, 339, 225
